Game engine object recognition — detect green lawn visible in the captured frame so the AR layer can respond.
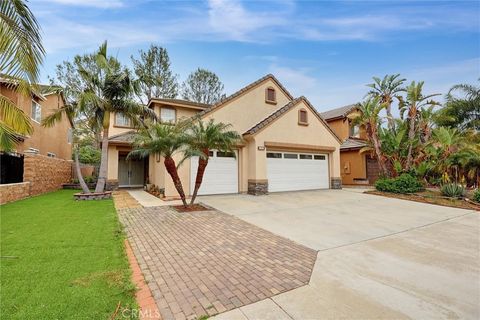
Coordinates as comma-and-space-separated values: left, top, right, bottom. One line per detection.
1, 190, 137, 319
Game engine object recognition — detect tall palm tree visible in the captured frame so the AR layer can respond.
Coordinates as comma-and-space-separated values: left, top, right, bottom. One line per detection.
128, 121, 189, 207
42, 92, 90, 194
186, 119, 240, 205
77, 42, 156, 192
348, 97, 389, 176
0, 0, 45, 151
366, 74, 406, 131
399, 81, 440, 170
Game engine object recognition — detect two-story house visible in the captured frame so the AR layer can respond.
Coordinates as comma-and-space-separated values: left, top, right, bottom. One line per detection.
0, 80, 72, 160
105, 74, 343, 198
321, 105, 380, 185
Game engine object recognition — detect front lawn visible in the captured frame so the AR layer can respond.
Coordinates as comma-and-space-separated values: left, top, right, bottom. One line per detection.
0, 190, 137, 319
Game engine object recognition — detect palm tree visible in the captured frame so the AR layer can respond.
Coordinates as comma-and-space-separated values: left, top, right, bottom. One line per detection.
77, 42, 156, 193
366, 74, 405, 131
42, 91, 90, 194
399, 81, 440, 170
186, 119, 240, 205
348, 97, 389, 176
437, 80, 480, 130
128, 121, 189, 207
0, 0, 45, 151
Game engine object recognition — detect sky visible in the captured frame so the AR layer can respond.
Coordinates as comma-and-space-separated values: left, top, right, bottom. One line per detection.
30, 0, 480, 112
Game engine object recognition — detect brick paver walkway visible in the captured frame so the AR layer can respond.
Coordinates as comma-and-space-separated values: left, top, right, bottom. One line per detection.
113, 190, 141, 209
118, 206, 317, 320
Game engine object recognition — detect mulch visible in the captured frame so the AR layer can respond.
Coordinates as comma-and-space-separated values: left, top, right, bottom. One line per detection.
171, 204, 211, 212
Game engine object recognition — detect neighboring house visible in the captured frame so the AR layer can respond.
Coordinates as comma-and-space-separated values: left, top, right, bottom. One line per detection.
0, 80, 72, 160
321, 105, 380, 185
106, 74, 342, 198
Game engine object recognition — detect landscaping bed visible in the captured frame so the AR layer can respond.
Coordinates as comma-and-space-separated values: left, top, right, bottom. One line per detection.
172, 203, 211, 212
0, 190, 137, 319
365, 189, 480, 211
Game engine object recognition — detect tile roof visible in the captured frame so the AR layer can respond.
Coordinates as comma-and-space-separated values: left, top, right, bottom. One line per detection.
148, 98, 210, 109
108, 130, 137, 144
198, 74, 294, 118
320, 104, 358, 121
340, 138, 368, 150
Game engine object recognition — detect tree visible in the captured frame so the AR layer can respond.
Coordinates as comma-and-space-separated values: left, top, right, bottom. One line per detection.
42, 100, 91, 194
181, 68, 226, 104
367, 74, 405, 131
186, 119, 240, 205
0, 0, 44, 151
436, 80, 480, 131
77, 41, 156, 193
131, 45, 179, 104
129, 121, 189, 207
348, 97, 389, 176
399, 81, 440, 170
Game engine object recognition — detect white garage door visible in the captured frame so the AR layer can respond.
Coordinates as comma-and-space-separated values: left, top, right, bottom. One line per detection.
267, 151, 329, 192
190, 150, 238, 195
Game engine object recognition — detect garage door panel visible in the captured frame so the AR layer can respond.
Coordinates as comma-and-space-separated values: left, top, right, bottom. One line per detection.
190, 151, 238, 195
267, 152, 329, 192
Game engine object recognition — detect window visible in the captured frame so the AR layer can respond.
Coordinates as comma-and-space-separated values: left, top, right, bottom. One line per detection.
298, 109, 308, 125
265, 87, 276, 103
115, 113, 131, 127
217, 151, 235, 158
350, 124, 360, 137
67, 128, 73, 144
300, 154, 313, 160
31, 100, 41, 123
160, 108, 176, 123
47, 152, 56, 158
314, 155, 326, 160
266, 152, 282, 158
284, 153, 298, 159
208, 151, 214, 157
28, 147, 39, 154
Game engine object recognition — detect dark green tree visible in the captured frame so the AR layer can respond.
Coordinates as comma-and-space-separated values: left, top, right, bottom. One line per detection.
181, 68, 226, 105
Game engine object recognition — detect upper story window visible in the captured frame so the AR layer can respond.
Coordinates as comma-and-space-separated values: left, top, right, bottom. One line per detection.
298, 109, 308, 125
265, 87, 276, 104
47, 152, 56, 158
67, 128, 73, 144
160, 108, 176, 123
349, 124, 360, 138
115, 113, 131, 127
31, 100, 41, 123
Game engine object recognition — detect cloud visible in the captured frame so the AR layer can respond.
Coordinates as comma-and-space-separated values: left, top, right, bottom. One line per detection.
39, 0, 125, 8
268, 64, 318, 96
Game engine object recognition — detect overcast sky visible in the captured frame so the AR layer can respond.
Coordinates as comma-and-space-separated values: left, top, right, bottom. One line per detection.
31, 0, 479, 112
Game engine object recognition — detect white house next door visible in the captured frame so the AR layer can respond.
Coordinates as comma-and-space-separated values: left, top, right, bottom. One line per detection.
190, 150, 238, 195
267, 151, 329, 192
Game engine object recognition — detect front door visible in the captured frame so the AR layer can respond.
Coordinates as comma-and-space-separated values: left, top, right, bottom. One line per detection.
118, 155, 144, 187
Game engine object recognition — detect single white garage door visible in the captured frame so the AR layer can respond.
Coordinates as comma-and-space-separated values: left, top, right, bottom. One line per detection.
190, 150, 238, 195
267, 151, 329, 192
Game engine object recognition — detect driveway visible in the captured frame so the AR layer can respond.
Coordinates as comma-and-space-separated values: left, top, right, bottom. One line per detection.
199, 190, 480, 319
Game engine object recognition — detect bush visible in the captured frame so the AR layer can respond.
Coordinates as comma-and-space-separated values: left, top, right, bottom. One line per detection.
375, 173, 424, 194
440, 183, 465, 198
472, 189, 480, 203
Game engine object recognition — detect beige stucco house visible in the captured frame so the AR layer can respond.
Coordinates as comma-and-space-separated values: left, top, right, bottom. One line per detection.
106, 74, 342, 198
321, 105, 380, 185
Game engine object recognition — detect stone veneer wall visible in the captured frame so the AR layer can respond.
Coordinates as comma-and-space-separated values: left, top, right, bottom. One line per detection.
248, 180, 268, 195
0, 153, 72, 205
0, 182, 31, 205
330, 177, 342, 189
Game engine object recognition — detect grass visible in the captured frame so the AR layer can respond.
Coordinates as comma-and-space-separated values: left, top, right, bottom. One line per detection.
366, 189, 480, 211
0, 190, 137, 319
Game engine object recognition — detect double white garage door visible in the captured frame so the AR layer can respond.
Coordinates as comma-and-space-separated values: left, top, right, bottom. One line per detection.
190, 150, 329, 195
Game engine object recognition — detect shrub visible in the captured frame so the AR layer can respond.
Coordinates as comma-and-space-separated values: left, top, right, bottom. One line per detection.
472, 189, 480, 203
375, 173, 424, 194
440, 183, 465, 198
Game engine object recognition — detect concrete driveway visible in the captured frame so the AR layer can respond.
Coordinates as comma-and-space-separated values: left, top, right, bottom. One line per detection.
200, 190, 480, 319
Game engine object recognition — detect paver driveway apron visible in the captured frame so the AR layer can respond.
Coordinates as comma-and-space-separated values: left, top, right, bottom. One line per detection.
201, 190, 480, 320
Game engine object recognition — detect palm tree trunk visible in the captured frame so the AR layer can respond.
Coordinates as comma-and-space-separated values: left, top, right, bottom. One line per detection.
164, 155, 188, 207
94, 126, 109, 193
372, 133, 389, 177
406, 115, 416, 170
74, 146, 91, 194
190, 151, 209, 205
385, 104, 395, 131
